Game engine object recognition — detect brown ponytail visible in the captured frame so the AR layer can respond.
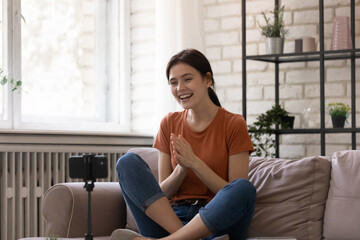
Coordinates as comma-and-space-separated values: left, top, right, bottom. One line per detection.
208, 87, 221, 107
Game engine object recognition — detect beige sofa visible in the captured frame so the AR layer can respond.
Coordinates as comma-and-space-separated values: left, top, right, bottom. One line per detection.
21, 148, 360, 240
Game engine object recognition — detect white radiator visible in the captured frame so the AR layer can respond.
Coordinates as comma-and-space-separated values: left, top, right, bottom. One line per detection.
0, 132, 153, 240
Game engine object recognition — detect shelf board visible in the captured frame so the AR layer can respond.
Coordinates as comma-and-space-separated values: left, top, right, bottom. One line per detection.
246, 49, 360, 63
277, 128, 360, 134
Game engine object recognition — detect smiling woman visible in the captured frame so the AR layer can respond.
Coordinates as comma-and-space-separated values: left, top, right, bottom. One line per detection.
166, 49, 221, 109
168, 63, 212, 110
115, 49, 256, 240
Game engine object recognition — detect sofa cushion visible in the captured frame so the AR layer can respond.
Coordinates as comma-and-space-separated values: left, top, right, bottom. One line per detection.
42, 182, 126, 238
247, 156, 331, 240
323, 150, 360, 240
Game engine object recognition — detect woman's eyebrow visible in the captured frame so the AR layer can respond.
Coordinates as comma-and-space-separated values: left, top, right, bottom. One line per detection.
169, 73, 193, 81
181, 73, 193, 78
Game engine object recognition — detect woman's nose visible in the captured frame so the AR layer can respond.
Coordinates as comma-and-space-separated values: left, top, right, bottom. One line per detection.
177, 81, 184, 91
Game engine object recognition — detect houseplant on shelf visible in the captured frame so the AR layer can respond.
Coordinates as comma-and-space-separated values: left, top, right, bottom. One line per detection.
258, 5, 288, 55
328, 103, 350, 128
0, 68, 22, 91
248, 104, 295, 157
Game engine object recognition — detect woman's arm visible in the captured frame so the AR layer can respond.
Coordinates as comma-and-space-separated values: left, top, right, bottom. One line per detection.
228, 152, 250, 181
158, 151, 188, 198
171, 134, 250, 194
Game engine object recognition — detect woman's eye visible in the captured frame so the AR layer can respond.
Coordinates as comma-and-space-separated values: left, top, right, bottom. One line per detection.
170, 81, 177, 85
185, 78, 192, 81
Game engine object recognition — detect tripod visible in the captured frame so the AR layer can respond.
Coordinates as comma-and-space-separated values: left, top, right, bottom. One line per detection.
83, 154, 96, 240
69, 154, 108, 240
84, 180, 95, 240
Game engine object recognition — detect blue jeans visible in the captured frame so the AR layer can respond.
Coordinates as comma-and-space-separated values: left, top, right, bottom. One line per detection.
116, 152, 256, 240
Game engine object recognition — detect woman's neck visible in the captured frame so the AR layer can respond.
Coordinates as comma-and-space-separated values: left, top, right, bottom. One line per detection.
186, 103, 220, 132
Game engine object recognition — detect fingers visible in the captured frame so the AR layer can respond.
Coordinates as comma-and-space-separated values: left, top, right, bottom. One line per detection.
171, 134, 188, 150
170, 133, 181, 162
171, 133, 187, 164
171, 134, 182, 151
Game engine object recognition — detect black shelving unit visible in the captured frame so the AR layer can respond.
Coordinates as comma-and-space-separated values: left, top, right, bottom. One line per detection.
242, 0, 358, 157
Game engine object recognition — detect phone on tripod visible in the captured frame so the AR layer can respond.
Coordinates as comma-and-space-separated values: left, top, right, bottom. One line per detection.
68, 154, 108, 240
69, 154, 108, 180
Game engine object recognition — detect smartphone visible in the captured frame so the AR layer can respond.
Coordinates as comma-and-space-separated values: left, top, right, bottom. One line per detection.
69, 155, 108, 180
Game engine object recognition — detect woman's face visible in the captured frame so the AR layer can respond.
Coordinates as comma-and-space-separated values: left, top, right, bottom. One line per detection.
168, 62, 212, 109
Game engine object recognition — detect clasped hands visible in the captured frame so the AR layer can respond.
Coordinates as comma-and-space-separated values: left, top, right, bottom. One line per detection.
170, 133, 200, 169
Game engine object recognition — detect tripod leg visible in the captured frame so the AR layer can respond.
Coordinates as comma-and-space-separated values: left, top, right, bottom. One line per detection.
85, 182, 94, 240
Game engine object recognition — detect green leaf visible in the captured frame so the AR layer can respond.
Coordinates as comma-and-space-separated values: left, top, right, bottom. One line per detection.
258, 5, 288, 38
16, 80, 22, 86
1, 77, 7, 86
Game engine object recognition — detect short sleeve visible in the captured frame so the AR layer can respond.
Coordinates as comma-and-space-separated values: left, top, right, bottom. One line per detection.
153, 114, 171, 155
227, 115, 254, 156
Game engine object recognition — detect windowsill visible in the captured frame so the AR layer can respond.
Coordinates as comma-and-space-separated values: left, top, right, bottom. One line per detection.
0, 128, 152, 137
0, 129, 154, 146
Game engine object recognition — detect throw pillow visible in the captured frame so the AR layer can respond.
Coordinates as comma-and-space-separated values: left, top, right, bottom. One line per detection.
248, 156, 331, 240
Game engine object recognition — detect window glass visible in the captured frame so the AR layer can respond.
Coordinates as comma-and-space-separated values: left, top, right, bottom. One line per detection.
0, 0, 4, 120
21, 0, 110, 123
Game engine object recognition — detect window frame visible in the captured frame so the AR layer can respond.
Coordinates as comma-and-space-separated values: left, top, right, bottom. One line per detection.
1, 0, 131, 133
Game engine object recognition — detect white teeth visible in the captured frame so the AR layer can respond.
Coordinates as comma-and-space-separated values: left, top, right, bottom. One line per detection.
179, 94, 192, 99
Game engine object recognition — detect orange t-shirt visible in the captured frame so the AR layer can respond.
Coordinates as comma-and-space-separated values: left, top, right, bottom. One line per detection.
153, 107, 254, 202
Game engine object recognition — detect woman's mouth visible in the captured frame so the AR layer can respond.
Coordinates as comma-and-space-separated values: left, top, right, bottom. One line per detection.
179, 93, 193, 102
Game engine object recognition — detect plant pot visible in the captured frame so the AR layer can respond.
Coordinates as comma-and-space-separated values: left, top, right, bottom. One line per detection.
281, 116, 295, 129
331, 115, 346, 128
265, 37, 284, 54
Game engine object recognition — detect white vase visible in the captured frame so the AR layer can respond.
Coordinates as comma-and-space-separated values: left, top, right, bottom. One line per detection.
265, 37, 284, 54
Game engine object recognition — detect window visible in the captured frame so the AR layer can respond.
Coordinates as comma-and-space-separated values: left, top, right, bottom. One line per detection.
1, 0, 130, 132
0, 0, 5, 121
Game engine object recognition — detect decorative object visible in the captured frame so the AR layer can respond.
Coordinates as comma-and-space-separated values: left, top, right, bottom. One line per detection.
258, 5, 288, 54
302, 104, 320, 128
331, 16, 352, 50
295, 39, 303, 53
248, 104, 295, 157
0, 68, 22, 91
302, 37, 316, 52
328, 103, 350, 128
265, 37, 284, 54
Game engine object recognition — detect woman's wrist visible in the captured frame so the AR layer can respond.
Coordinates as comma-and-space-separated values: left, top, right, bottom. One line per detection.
175, 163, 188, 176
191, 156, 204, 172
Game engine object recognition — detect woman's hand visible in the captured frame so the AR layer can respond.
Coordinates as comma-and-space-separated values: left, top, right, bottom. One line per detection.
170, 133, 200, 169
170, 133, 228, 194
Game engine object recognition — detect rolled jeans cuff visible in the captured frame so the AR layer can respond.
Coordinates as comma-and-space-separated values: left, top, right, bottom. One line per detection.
142, 191, 166, 212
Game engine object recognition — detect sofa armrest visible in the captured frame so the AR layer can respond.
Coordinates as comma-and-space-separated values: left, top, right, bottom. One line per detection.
42, 182, 126, 238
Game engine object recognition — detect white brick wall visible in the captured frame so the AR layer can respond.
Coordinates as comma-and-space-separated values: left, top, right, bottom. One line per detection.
129, 0, 360, 157
130, 0, 156, 134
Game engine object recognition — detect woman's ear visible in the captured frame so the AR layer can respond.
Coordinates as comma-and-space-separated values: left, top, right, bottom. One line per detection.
204, 72, 213, 87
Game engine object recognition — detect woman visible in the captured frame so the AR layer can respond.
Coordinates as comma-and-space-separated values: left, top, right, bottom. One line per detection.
115, 49, 256, 240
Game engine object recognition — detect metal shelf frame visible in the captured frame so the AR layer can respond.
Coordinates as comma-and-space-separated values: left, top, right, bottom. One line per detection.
242, 0, 357, 157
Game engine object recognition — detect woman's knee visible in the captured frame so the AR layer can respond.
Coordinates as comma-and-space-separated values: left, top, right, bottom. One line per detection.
230, 179, 257, 203
116, 152, 144, 175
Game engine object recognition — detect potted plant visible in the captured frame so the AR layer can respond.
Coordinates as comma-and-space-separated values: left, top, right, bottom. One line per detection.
0, 68, 22, 91
328, 103, 350, 128
258, 5, 288, 54
248, 104, 295, 157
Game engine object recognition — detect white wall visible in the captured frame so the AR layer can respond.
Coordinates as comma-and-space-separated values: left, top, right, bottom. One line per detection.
129, 0, 157, 133
129, 0, 360, 158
